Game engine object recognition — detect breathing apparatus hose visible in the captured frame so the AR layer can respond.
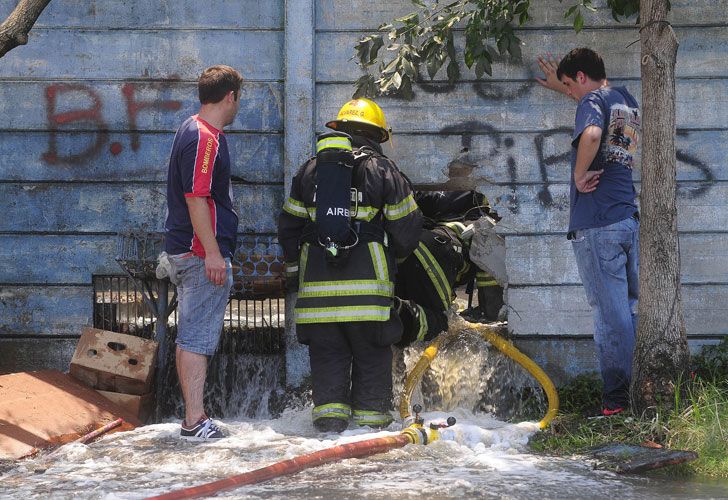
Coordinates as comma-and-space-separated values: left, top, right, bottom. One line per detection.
399, 317, 559, 430
145, 427, 439, 500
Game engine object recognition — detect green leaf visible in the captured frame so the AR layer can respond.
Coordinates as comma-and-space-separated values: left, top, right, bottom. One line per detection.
574, 11, 584, 32
464, 49, 475, 68
446, 60, 460, 83
411, 0, 426, 7
474, 57, 487, 79
395, 13, 419, 24
426, 52, 445, 79
399, 76, 415, 100
391, 72, 403, 90
497, 36, 508, 55
402, 57, 417, 78
564, 5, 578, 18
353, 74, 376, 99
382, 56, 400, 75
369, 36, 384, 64
509, 35, 522, 60
355, 39, 370, 65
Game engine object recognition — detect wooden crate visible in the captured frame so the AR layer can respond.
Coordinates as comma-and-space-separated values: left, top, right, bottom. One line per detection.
70, 327, 158, 395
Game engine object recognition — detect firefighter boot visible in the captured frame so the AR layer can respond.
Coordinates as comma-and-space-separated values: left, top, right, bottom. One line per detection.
313, 416, 349, 433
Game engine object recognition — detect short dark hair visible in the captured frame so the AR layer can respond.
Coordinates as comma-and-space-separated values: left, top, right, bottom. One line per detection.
198, 65, 243, 104
556, 48, 606, 82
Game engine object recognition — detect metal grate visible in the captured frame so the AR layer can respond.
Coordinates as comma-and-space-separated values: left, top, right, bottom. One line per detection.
231, 235, 286, 300
92, 274, 285, 354
116, 231, 165, 280
92, 274, 159, 338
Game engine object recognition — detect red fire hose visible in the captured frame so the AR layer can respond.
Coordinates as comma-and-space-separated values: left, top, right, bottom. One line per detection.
146, 433, 414, 500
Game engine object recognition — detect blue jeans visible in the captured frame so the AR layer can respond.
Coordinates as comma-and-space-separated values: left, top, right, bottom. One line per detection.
571, 216, 639, 407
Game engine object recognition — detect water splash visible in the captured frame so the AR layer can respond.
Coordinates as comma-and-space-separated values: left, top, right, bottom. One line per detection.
394, 316, 545, 421
157, 329, 287, 420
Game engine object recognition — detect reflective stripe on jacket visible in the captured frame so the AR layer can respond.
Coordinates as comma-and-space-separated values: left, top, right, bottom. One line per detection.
277, 140, 422, 324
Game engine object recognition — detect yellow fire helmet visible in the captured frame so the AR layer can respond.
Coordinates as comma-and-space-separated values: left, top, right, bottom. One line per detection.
325, 98, 391, 143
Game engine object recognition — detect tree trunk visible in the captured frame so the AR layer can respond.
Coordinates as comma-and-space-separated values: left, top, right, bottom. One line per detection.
0, 0, 51, 58
631, 0, 690, 415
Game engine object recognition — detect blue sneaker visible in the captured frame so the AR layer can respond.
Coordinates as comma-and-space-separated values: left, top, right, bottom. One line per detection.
180, 416, 226, 441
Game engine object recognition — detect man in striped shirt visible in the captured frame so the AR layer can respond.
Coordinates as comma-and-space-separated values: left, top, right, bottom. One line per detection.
164, 65, 242, 440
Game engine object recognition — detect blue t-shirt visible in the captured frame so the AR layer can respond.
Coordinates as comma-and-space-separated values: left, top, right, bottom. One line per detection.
568, 86, 641, 232
164, 115, 239, 258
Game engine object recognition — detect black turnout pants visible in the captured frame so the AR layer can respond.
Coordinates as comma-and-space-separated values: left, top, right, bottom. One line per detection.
300, 318, 401, 413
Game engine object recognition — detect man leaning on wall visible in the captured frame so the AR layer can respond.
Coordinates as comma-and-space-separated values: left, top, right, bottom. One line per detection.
536, 49, 641, 416
163, 65, 243, 440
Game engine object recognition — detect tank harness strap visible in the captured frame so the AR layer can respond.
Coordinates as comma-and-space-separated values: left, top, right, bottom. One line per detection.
300, 220, 387, 248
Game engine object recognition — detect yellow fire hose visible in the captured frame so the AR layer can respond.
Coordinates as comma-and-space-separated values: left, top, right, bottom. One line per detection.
399, 316, 559, 429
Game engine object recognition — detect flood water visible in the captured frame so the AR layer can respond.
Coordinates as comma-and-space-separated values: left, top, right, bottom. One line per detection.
2, 316, 727, 499
2, 409, 727, 499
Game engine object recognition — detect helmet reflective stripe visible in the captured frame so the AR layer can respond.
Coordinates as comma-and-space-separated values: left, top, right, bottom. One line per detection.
413, 242, 452, 310
352, 409, 393, 427
295, 305, 391, 323
298, 280, 393, 298
316, 136, 353, 153
283, 197, 308, 218
313, 403, 352, 421
384, 194, 418, 221
368, 242, 389, 282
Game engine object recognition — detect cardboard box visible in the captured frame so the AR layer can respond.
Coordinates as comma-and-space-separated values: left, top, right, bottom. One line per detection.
70, 327, 158, 395
0, 370, 140, 459
96, 390, 154, 424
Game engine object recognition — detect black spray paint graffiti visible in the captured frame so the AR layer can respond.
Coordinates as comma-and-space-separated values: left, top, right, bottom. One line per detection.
410, 68, 717, 213
435, 122, 570, 214
388, 60, 716, 207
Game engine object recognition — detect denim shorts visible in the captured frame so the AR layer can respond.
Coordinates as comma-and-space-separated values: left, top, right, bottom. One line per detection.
170, 253, 233, 356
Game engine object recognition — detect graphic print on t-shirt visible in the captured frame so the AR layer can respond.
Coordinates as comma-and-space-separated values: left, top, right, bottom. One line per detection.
604, 103, 640, 169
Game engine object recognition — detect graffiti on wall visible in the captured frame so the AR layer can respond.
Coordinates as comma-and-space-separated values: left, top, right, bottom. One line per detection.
42, 81, 182, 165
416, 76, 717, 215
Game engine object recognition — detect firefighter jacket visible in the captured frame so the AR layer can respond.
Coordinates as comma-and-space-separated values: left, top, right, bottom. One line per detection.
401, 191, 499, 311
277, 136, 422, 324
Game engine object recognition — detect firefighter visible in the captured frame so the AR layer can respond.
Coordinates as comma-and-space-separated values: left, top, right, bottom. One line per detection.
277, 98, 422, 432
394, 190, 505, 347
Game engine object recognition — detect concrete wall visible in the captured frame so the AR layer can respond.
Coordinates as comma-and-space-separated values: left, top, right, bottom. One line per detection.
313, 0, 728, 380
0, 0, 285, 370
1, 0, 726, 381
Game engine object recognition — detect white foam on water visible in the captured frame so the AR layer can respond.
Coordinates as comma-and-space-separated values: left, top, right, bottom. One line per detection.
2, 407, 725, 499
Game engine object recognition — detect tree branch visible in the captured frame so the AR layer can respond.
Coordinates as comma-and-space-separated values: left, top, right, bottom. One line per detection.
0, 0, 51, 58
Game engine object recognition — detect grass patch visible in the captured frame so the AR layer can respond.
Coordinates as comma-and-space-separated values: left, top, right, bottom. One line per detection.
529, 338, 728, 478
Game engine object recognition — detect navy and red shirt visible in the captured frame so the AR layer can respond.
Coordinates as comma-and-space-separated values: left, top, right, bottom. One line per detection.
164, 115, 238, 258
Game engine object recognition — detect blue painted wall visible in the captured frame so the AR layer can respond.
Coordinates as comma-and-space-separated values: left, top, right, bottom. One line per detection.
0, 0, 285, 337
1, 0, 726, 381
